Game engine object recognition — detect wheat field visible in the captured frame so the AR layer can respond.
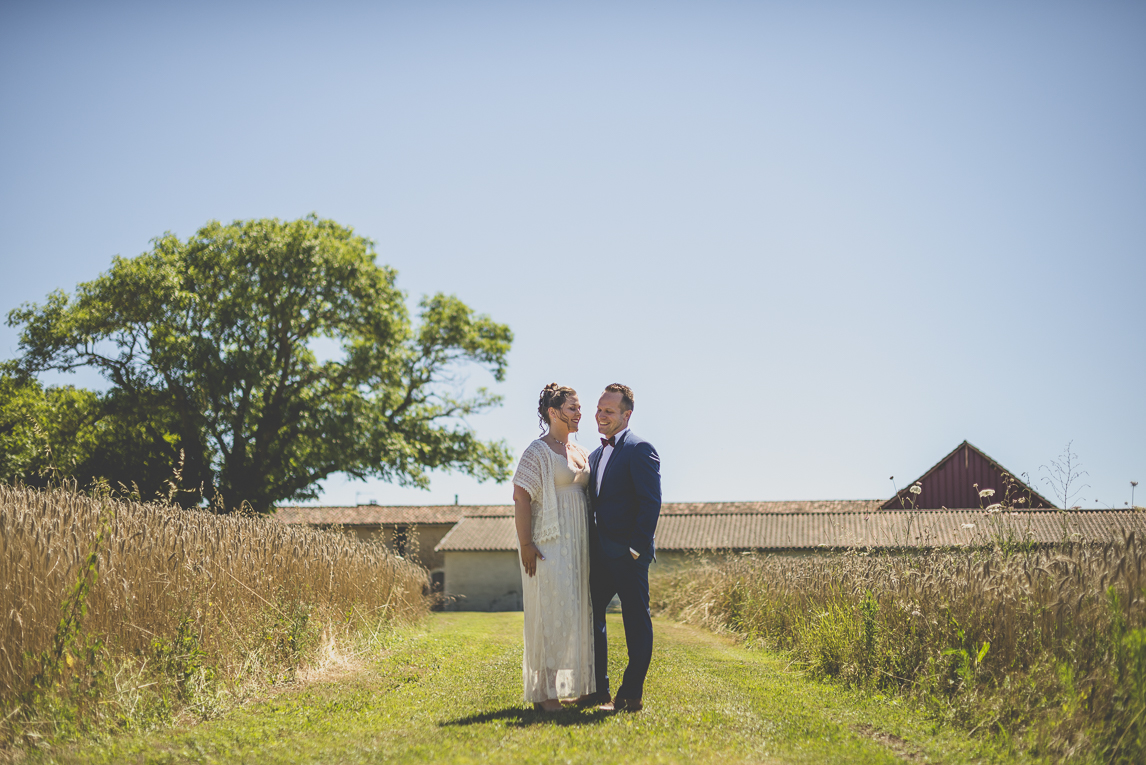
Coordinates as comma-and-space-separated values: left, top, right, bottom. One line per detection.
650, 536, 1146, 763
0, 484, 428, 746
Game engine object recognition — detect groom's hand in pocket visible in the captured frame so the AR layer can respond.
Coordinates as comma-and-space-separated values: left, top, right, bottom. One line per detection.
520, 542, 545, 577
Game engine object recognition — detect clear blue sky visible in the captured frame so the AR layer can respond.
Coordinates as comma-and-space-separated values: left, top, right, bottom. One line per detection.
2, 1, 1143, 509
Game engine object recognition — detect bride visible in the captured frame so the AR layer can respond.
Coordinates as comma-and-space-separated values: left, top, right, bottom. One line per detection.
512, 383, 595, 711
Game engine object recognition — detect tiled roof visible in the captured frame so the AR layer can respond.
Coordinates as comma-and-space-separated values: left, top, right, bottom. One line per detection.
435, 515, 519, 552
275, 500, 883, 526
660, 500, 884, 515
433, 511, 1146, 552
656, 510, 1146, 549
274, 505, 512, 526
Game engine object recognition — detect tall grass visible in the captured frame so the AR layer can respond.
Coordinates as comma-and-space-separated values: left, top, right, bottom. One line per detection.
651, 536, 1146, 763
0, 484, 428, 748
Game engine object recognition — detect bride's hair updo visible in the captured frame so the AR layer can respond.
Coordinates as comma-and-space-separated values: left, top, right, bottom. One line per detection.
538, 383, 577, 433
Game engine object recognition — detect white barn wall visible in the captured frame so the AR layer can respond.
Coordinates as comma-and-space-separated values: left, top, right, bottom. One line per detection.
443, 551, 523, 611
442, 550, 730, 612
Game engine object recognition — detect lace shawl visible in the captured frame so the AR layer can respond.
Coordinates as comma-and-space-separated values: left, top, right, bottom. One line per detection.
512, 440, 562, 543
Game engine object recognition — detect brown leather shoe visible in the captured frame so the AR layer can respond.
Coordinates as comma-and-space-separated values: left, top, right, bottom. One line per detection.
572, 691, 611, 707
600, 696, 642, 712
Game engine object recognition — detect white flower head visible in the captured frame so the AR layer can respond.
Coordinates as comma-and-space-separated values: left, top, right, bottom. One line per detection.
961, 523, 975, 529
909, 484, 922, 495
978, 488, 995, 499
986, 503, 1002, 513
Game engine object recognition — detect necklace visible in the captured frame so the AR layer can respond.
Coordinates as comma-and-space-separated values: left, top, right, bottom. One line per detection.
548, 434, 566, 447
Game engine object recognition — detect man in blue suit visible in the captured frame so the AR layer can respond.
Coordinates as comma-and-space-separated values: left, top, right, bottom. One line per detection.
582, 383, 661, 712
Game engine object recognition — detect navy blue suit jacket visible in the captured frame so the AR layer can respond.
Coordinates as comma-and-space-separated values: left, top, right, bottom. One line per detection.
588, 430, 661, 558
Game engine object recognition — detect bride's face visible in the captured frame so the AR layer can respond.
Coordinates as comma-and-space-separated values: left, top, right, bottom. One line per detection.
550, 395, 581, 432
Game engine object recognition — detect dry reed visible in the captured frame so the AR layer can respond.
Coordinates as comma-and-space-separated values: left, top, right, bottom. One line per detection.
651, 536, 1146, 763
0, 483, 428, 748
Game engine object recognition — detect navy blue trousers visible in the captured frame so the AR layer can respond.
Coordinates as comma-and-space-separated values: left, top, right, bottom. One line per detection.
590, 542, 654, 701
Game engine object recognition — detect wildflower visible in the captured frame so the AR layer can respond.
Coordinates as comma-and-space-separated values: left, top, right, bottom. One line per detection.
911, 610, 922, 618
962, 523, 975, 529
909, 485, 922, 495
979, 488, 995, 499
986, 504, 1002, 513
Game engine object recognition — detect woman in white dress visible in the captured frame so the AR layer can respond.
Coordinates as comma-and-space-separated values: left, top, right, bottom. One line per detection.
512, 383, 595, 712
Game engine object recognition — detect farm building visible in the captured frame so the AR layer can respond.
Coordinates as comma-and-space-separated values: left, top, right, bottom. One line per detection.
429, 502, 884, 610
883, 440, 1055, 510
276, 441, 1144, 611
273, 503, 513, 595
433, 507, 1146, 610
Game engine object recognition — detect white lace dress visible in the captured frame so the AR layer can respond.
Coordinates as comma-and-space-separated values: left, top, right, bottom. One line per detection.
512, 440, 595, 702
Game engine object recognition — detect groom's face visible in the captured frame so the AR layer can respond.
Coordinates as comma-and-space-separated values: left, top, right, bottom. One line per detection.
596, 392, 631, 438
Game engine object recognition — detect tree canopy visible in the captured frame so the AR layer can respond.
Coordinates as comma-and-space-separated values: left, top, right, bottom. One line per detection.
0, 373, 101, 485
6, 216, 513, 512
0, 372, 179, 497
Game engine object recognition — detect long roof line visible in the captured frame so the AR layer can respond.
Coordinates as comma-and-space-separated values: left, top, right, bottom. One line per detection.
435, 510, 1146, 552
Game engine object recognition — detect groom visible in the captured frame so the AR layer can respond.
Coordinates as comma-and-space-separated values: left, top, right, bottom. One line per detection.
582, 383, 661, 712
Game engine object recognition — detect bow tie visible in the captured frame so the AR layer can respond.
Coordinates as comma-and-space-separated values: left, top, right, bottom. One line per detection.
601, 436, 616, 449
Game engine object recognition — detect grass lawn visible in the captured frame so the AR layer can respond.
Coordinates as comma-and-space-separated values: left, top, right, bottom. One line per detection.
35, 613, 1018, 764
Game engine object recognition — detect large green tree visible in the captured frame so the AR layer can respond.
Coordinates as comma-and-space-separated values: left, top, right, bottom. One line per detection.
7, 216, 513, 512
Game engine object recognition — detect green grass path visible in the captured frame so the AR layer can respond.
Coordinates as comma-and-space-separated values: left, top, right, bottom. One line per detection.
45, 613, 1014, 764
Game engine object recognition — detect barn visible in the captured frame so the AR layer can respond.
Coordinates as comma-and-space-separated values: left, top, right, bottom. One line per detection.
434, 506, 1146, 610
273, 503, 513, 596
883, 441, 1055, 510
277, 441, 1142, 611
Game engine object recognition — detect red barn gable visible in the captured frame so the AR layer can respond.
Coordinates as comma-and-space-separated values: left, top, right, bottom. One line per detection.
882, 441, 1055, 510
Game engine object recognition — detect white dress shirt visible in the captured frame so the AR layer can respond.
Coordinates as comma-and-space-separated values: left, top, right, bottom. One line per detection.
595, 427, 640, 558
595, 427, 627, 495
